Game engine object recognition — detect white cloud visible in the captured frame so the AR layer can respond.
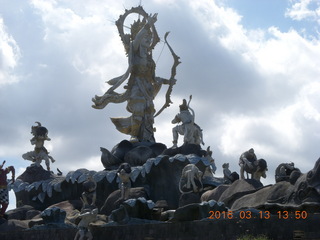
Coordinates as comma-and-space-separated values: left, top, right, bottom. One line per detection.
0, 18, 20, 85
286, 0, 320, 22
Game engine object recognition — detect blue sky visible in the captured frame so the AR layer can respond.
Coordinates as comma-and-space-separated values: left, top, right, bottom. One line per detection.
226, 0, 291, 30
1, 0, 320, 210
226, 0, 319, 38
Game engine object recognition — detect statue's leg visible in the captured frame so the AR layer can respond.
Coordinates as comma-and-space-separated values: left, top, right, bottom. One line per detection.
0, 189, 9, 217
86, 231, 93, 240
78, 230, 85, 240
239, 164, 245, 179
172, 126, 179, 147
73, 231, 79, 240
184, 124, 194, 144
128, 88, 147, 142
22, 151, 35, 162
130, 114, 142, 142
124, 187, 130, 200
191, 176, 197, 192
43, 156, 50, 171
120, 183, 125, 199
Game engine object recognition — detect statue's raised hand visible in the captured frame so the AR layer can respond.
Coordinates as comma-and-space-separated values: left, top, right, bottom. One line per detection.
147, 13, 158, 26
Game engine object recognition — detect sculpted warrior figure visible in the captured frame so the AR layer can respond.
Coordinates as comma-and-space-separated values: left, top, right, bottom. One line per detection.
92, 6, 179, 143
239, 148, 268, 181
179, 164, 203, 193
222, 163, 239, 184
117, 163, 132, 200
239, 148, 257, 179
74, 208, 98, 240
22, 122, 55, 171
0, 161, 15, 218
81, 176, 97, 210
171, 96, 204, 147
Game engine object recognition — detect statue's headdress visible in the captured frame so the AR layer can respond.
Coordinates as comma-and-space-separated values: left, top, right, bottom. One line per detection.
179, 99, 188, 111
130, 18, 151, 40
115, 6, 160, 55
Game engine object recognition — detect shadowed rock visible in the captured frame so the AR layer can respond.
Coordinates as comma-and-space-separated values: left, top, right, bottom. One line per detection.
17, 165, 54, 183
100, 187, 148, 215
218, 179, 263, 208
201, 184, 230, 202
124, 145, 155, 166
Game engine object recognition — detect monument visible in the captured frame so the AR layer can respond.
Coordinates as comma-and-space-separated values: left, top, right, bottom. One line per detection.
92, 6, 180, 143
1, 5, 320, 240
22, 122, 56, 171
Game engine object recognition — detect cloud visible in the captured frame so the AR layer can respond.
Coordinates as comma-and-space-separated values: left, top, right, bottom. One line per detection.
286, 0, 320, 22
0, 18, 20, 85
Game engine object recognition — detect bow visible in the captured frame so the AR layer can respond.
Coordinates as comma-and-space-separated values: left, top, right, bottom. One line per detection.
154, 32, 181, 117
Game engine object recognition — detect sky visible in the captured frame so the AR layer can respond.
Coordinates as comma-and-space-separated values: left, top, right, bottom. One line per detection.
1, 0, 320, 210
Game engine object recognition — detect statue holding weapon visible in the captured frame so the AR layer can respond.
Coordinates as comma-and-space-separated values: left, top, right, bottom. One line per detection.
92, 6, 180, 143
171, 95, 204, 148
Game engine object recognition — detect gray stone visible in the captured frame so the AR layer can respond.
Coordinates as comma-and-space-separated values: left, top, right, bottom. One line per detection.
124, 145, 155, 166
41, 207, 66, 224
100, 187, 148, 215
6, 205, 34, 220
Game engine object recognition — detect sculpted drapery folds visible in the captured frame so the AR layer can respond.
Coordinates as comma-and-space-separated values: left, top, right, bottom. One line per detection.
92, 6, 179, 142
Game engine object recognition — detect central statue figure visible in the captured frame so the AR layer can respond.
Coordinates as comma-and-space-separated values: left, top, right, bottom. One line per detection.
92, 6, 179, 142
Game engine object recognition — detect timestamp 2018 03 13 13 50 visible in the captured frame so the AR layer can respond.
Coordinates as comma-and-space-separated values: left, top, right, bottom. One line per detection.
208, 210, 309, 220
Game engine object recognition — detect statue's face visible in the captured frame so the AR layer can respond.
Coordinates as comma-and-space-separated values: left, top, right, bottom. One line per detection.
141, 34, 151, 48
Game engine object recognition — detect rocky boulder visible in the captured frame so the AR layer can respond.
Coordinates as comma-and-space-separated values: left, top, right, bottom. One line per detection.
218, 179, 263, 208
171, 200, 227, 222
100, 187, 148, 215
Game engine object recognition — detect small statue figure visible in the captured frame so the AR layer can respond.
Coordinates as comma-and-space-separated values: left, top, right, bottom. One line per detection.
179, 164, 203, 193
81, 176, 97, 210
117, 163, 132, 200
0, 160, 15, 218
22, 122, 55, 171
239, 148, 257, 179
222, 163, 239, 184
74, 208, 98, 240
171, 96, 204, 148
202, 147, 217, 178
92, 6, 179, 143
239, 148, 268, 181
275, 162, 300, 183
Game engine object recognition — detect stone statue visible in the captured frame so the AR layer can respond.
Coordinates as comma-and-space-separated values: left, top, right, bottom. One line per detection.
0, 160, 15, 218
92, 6, 179, 143
239, 148, 267, 181
179, 164, 203, 193
81, 176, 97, 209
74, 208, 98, 240
22, 122, 55, 171
117, 163, 132, 200
239, 148, 257, 179
202, 147, 217, 178
171, 96, 204, 148
275, 162, 301, 183
222, 163, 239, 184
